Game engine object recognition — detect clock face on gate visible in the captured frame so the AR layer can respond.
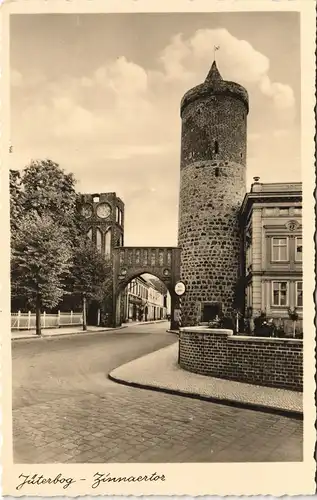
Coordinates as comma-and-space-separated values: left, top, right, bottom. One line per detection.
96, 202, 111, 219
81, 204, 93, 219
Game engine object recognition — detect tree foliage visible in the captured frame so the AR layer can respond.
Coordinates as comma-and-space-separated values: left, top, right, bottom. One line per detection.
10, 159, 113, 330
10, 160, 79, 318
10, 169, 24, 231
11, 212, 73, 309
71, 238, 112, 303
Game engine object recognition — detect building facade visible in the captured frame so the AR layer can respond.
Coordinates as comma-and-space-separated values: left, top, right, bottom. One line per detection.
79, 192, 125, 326
240, 180, 303, 333
178, 61, 249, 326
123, 276, 170, 323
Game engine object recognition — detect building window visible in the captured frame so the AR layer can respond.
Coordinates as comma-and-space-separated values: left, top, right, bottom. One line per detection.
272, 281, 288, 306
214, 140, 219, 154
104, 229, 111, 256
116, 207, 120, 223
215, 167, 220, 177
295, 237, 302, 262
87, 228, 92, 240
96, 228, 102, 252
272, 237, 288, 261
296, 281, 303, 307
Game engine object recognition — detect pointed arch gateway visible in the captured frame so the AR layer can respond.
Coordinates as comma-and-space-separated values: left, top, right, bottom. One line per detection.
112, 246, 181, 330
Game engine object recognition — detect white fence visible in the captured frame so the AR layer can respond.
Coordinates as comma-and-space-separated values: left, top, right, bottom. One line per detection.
11, 311, 83, 330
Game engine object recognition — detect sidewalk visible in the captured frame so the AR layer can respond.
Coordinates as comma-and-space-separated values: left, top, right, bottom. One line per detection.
11, 319, 169, 341
109, 343, 303, 418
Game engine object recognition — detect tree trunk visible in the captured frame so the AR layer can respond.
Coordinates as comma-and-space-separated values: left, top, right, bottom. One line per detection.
35, 294, 41, 336
82, 295, 87, 331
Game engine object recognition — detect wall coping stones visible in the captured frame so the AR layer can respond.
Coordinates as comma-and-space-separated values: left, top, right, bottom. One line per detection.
227, 335, 303, 345
180, 327, 233, 336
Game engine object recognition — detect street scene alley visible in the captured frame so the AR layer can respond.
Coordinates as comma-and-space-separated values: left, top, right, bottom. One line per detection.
12, 322, 303, 464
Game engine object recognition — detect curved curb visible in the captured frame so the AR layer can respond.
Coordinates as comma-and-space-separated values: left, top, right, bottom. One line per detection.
166, 329, 179, 335
108, 373, 303, 421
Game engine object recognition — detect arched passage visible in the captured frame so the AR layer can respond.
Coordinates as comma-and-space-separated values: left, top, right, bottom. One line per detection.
116, 272, 172, 326
112, 246, 181, 330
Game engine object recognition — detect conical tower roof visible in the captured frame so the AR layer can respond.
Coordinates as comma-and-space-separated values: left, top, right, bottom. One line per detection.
180, 59, 249, 116
205, 60, 223, 85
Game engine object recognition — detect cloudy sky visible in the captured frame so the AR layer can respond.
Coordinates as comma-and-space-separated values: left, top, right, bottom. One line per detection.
10, 12, 300, 246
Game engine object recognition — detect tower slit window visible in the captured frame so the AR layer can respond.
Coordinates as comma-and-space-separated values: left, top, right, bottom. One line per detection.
214, 140, 219, 154
215, 167, 220, 177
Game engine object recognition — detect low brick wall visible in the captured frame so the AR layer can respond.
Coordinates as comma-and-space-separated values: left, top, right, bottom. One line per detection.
179, 327, 303, 391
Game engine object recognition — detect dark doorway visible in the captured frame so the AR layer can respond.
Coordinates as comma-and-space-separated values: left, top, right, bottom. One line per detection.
87, 300, 100, 326
201, 302, 221, 322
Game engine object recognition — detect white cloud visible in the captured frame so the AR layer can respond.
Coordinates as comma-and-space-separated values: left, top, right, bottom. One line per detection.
13, 28, 296, 164
161, 28, 295, 112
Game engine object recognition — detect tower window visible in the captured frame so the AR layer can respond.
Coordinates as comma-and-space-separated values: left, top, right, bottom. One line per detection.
96, 228, 102, 252
104, 229, 111, 257
214, 140, 219, 154
215, 167, 220, 177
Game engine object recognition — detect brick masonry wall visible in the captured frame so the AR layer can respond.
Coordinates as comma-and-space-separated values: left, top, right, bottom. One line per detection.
178, 90, 248, 326
179, 328, 303, 391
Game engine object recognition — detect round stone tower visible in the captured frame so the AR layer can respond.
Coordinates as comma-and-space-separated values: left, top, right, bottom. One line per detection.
178, 60, 249, 326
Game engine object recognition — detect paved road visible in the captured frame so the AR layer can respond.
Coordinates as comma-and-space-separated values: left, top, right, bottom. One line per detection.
12, 322, 303, 463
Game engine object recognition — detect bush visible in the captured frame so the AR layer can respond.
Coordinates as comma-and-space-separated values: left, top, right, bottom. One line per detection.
220, 316, 235, 330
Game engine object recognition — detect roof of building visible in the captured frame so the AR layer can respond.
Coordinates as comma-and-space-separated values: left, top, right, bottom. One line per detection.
240, 181, 302, 221
205, 61, 223, 84
141, 275, 167, 294
180, 60, 249, 116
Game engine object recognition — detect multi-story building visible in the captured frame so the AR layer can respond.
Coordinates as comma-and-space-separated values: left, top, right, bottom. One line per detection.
240, 179, 302, 333
123, 276, 170, 323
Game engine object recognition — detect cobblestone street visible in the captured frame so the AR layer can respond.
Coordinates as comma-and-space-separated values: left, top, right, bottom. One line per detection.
12, 323, 303, 463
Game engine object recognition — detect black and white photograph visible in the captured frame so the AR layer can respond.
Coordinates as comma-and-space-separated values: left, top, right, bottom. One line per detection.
2, 0, 316, 496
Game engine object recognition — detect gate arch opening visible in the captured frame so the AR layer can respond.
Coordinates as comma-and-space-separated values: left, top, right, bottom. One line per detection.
112, 246, 180, 330
116, 273, 172, 326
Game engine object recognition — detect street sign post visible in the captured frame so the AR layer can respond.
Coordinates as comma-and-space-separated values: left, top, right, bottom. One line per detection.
174, 281, 186, 365
174, 281, 186, 296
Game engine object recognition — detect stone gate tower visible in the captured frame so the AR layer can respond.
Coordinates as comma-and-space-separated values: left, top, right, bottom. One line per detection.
178, 61, 249, 326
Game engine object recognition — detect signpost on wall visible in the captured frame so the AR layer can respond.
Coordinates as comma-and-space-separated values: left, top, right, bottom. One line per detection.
174, 281, 186, 364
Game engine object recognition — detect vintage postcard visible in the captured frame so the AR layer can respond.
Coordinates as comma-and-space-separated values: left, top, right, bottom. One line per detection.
1, 0, 316, 496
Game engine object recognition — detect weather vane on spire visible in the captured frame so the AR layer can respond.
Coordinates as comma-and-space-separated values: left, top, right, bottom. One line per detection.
214, 45, 220, 61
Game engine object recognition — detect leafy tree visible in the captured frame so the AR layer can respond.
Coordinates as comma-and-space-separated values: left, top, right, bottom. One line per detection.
11, 212, 73, 335
71, 239, 112, 329
10, 169, 24, 231
16, 159, 81, 245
